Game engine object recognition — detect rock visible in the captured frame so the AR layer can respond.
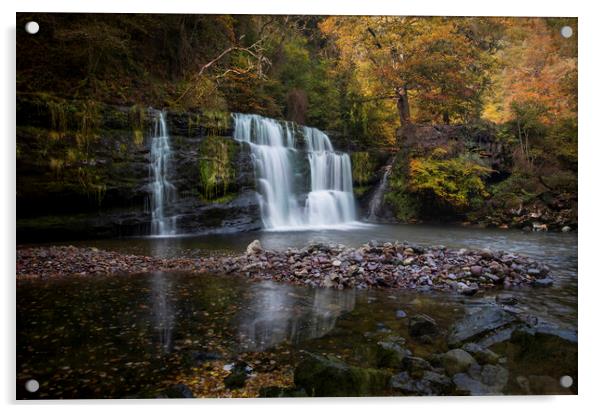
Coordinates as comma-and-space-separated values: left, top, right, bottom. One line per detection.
470, 265, 482, 276
496, 294, 518, 306
294, 352, 391, 396
409, 314, 439, 338
452, 364, 508, 395
258, 386, 308, 398
224, 362, 251, 389
376, 339, 410, 368
332, 259, 342, 267
461, 342, 500, 365
402, 257, 414, 266
400, 356, 432, 379
561, 226, 572, 232
395, 309, 407, 318
165, 383, 194, 398
532, 223, 548, 231
390, 370, 452, 396
246, 240, 263, 255
440, 349, 476, 376
480, 248, 494, 259
533, 277, 553, 287
457, 283, 479, 296
509, 325, 577, 372
448, 306, 516, 347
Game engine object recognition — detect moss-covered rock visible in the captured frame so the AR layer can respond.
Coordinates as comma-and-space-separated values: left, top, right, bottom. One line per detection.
294, 352, 391, 397
198, 136, 238, 201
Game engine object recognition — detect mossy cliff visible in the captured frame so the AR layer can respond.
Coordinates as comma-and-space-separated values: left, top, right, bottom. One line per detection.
16, 94, 260, 241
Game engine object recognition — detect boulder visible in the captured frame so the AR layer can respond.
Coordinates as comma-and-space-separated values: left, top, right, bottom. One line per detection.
448, 306, 516, 347
390, 370, 453, 396
409, 314, 439, 338
224, 361, 251, 389
440, 349, 476, 376
496, 294, 518, 306
246, 240, 263, 255
533, 277, 553, 287
452, 364, 508, 395
258, 386, 308, 398
376, 339, 410, 369
400, 356, 433, 379
294, 352, 391, 397
165, 383, 194, 398
461, 342, 500, 365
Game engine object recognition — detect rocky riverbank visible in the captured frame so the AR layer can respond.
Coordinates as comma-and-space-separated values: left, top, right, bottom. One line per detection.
17, 240, 553, 294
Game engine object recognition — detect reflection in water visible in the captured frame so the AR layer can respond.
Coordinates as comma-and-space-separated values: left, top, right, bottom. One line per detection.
150, 242, 176, 353
151, 272, 174, 353
239, 282, 356, 351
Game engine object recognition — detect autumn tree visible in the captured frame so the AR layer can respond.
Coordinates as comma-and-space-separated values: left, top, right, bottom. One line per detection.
320, 16, 501, 128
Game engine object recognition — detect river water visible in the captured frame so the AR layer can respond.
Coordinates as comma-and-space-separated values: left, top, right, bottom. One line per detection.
17, 224, 577, 398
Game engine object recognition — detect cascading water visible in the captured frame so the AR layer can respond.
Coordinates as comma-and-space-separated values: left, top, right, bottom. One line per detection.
232, 113, 356, 230
304, 127, 356, 226
366, 160, 393, 222
149, 111, 177, 236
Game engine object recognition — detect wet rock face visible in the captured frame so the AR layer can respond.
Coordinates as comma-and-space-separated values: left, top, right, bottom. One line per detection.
16, 99, 261, 241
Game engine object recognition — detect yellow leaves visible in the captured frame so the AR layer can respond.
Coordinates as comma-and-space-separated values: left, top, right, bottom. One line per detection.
408, 157, 490, 209
484, 18, 577, 124
172, 358, 294, 398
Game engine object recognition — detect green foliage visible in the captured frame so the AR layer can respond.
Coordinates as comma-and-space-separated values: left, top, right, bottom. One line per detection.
408, 157, 491, 210
384, 163, 420, 221
351, 152, 377, 185
198, 136, 237, 201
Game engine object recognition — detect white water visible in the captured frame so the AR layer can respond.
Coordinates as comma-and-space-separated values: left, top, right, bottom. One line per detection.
367, 161, 393, 222
232, 113, 357, 230
149, 111, 177, 236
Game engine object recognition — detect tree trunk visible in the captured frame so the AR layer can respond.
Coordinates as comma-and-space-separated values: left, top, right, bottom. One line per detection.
396, 87, 411, 126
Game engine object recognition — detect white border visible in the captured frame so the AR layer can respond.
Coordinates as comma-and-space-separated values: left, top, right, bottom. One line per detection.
3, 1, 600, 412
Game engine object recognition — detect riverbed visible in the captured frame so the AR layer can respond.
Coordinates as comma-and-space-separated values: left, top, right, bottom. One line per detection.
16, 224, 577, 398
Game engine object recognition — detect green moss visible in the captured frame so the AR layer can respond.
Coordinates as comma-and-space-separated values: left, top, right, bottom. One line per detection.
76, 166, 106, 207
351, 152, 377, 185
129, 105, 146, 145
201, 111, 231, 135
74, 100, 101, 151
198, 136, 237, 201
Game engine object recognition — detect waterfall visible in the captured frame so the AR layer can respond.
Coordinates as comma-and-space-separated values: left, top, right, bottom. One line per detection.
149, 111, 177, 236
232, 113, 356, 229
366, 160, 393, 222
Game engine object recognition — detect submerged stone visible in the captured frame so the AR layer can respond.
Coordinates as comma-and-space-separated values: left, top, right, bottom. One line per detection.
294, 352, 390, 397
448, 306, 516, 347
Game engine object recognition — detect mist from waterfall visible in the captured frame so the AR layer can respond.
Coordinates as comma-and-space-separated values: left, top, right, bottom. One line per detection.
232, 113, 357, 230
149, 111, 177, 236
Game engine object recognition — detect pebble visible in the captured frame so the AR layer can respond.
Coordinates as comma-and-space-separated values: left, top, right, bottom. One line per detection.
16, 240, 553, 294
